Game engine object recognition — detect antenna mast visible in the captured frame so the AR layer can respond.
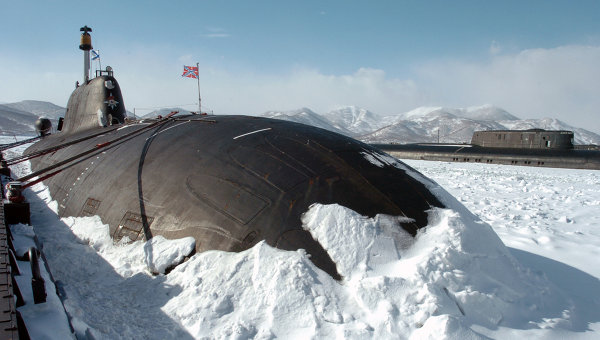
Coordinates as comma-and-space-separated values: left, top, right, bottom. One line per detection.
197, 62, 201, 114
79, 26, 93, 83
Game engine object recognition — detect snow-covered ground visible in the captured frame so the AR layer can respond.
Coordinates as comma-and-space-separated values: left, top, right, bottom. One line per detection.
3, 136, 599, 339
403, 160, 600, 339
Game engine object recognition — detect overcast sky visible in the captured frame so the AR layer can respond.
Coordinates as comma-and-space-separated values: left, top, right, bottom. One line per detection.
1, 1, 599, 132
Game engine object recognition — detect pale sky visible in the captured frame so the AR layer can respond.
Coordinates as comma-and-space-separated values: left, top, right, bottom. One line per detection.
1, 0, 599, 132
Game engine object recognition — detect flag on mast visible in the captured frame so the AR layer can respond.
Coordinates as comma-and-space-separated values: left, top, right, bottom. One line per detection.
182, 63, 202, 114
182, 65, 199, 79
91, 50, 100, 60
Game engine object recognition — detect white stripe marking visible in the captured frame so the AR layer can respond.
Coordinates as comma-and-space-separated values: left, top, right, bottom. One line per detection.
233, 128, 272, 140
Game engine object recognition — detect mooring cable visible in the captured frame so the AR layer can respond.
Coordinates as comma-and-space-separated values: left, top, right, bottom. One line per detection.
0, 136, 42, 151
17, 112, 181, 187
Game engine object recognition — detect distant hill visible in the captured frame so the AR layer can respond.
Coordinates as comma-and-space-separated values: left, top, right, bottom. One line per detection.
0, 100, 65, 136
321, 106, 382, 135
397, 105, 519, 122
499, 117, 600, 145
261, 108, 349, 135
261, 105, 600, 145
2, 100, 599, 145
0, 104, 39, 135
3, 100, 65, 120
358, 106, 510, 144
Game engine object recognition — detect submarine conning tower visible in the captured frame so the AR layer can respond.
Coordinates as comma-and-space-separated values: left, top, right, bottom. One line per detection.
62, 26, 126, 134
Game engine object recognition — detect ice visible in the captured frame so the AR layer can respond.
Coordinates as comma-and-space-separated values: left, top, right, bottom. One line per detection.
4, 135, 600, 339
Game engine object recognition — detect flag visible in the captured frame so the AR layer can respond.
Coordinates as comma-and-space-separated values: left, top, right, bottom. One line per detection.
91, 50, 100, 60
182, 65, 199, 79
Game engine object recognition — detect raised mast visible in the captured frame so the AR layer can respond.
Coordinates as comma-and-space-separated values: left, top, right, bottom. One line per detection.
79, 26, 93, 83
197, 62, 201, 114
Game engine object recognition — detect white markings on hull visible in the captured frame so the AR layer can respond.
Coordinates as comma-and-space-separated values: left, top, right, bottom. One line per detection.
233, 128, 271, 140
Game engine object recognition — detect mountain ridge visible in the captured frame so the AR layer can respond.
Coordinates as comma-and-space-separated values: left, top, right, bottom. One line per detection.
260, 105, 600, 145
1, 100, 599, 145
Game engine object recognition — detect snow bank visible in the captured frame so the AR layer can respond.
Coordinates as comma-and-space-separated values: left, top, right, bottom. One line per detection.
63, 215, 195, 275
27, 177, 565, 338
11, 224, 74, 340
8, 134, 592, 339
23, 184, 198, 339
158, 202, 567, 339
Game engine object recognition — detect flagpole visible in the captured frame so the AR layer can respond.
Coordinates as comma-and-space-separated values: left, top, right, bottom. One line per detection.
196, 62, 201, 114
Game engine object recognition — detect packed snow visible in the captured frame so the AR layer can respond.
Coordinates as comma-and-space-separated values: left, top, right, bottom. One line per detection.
3, 136, 600, 339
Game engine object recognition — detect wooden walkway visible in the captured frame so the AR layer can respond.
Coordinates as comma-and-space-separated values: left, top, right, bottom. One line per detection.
0, 199, 19, 339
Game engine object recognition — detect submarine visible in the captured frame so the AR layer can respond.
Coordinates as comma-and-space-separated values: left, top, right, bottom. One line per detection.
372, 122, 600, 170
372, 132, 600, 170
18, 27, 445, 279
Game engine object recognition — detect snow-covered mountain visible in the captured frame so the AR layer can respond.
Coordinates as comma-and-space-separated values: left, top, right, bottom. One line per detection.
359, 106, 510, 144
321, 106, 384, 135
499, 117, 599, 145
395, 105, 519, 122
0, 101, 66, 136
260, 108, 348, 135
0, 103, 39, 135
360, 116, 507, 144
3, 100, 66, 120
264, 105, 600, 145
2, 100, 599, 145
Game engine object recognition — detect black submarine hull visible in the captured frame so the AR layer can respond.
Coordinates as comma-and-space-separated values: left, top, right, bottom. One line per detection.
372, 143, 600, 170
25, 114, 444, 278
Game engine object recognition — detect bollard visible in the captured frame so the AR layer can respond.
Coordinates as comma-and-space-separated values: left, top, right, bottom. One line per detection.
6, 182, 24, 203
0, 160, 9, 177
29, 247, 46, 304
3, 181, 30, 225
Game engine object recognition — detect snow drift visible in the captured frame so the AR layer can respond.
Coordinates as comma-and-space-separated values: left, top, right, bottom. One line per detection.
6, 136, 587, 339
17, 165, 573, 339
